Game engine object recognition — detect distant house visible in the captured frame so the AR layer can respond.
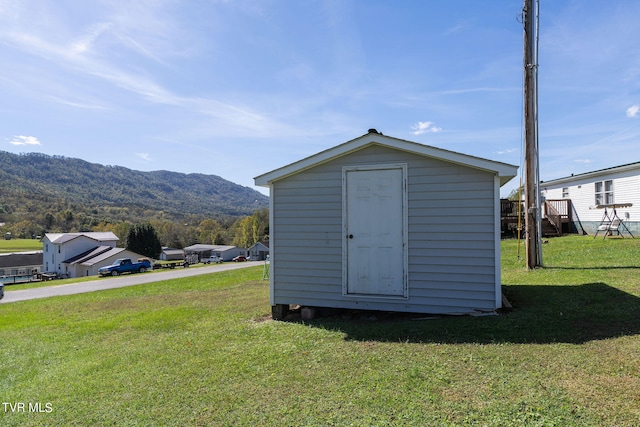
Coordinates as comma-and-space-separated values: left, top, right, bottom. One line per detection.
247, 241, 269, 261
0, 251, 43, 281
160, 248, 185, 261
183, 244, 244, 262
255, 130, 518, 318
541, 161, 640, 235
42, 232, 145, 278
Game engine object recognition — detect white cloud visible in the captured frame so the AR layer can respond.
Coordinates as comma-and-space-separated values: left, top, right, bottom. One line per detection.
9, 135, 41, 146
411, 121, 442, 135
71, 22, 113, 54
574, 159, 592, 164
626, 104, 639, 118
495, 148, 517, 155
136, 152, 151, 162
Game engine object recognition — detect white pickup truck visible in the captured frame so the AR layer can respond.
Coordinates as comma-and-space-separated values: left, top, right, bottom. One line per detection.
202, 255, 223, 264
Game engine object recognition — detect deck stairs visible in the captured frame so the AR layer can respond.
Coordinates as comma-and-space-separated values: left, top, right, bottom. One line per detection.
541, 217, 561, 237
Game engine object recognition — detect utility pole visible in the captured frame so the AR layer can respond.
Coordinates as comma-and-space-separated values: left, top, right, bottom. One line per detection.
523, 0, 543, 269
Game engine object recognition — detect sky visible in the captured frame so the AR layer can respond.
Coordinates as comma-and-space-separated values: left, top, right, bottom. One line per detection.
2, 1, 640, 197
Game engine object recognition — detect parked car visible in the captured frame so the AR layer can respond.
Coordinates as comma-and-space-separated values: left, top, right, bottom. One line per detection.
203, 255, 223, 264
0, 282, 4, 300
232, 255, 247, 262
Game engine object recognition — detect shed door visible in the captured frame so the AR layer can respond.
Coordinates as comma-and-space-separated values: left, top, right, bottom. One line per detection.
344, 165, 407, 297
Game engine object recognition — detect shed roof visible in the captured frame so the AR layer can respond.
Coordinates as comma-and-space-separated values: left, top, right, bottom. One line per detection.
255, 131, 518, 187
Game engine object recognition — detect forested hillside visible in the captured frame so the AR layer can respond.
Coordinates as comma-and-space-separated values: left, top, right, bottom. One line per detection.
0, 151, 269, 246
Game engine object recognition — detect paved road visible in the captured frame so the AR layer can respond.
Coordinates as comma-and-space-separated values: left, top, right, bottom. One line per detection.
0, 261, 264, 304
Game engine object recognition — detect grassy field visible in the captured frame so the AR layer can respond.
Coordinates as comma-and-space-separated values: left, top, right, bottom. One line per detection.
0, 239, 42, 253
1, 236, 639, 426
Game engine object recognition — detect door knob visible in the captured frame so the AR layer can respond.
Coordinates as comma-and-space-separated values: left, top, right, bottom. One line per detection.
348, 234, 354, 239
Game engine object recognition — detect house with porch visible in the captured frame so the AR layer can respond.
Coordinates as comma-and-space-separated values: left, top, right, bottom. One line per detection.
541, 161, 640, 236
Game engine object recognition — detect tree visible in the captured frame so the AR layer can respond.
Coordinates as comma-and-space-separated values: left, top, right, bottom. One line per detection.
126, 223, 162, 259
230, 208, 269, 248
507, 185, 523, 201
43, 212, 56, 229
212, 232, 226, 245
231, 216, 253, 248
9, 219, 39, 239
154, 221, 178, 248
197, 218, 223, 244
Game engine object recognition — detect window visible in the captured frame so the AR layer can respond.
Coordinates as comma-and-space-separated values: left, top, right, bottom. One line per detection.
595, 180, 613, 205
562, 187, 569, 198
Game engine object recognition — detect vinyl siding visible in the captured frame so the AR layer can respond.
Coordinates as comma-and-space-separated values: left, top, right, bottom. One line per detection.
270, 145, 499, 314
542, 168, 640, 227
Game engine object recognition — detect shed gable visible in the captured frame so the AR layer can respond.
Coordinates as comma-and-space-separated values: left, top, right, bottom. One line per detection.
255, 132, 517, 187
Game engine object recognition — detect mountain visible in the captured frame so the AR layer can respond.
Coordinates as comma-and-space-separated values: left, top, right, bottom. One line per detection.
0, 151, 269, 228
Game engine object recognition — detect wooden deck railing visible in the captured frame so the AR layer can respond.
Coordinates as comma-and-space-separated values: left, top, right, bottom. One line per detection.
501, 198, 585, 237
544, 201, 562, 236
501, 199, 523, 217
500, 199, 524, 238
544, 199, 571, 219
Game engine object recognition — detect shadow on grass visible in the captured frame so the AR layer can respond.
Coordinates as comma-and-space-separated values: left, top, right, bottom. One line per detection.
302, 283, 640, 344
545, 266, 640, 270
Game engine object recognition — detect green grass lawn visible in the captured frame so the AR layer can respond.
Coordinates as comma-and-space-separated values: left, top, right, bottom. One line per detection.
0, 239, 42, 253
1, 236, 639, 426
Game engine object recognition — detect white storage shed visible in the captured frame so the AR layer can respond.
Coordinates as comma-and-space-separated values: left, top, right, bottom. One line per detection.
255, 131, 518, 318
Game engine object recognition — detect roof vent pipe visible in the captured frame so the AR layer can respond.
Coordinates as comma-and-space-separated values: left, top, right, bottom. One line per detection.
368, 128, 379, 134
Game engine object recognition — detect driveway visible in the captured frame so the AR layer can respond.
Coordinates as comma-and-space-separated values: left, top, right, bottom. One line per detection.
0, 261, 264, 304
